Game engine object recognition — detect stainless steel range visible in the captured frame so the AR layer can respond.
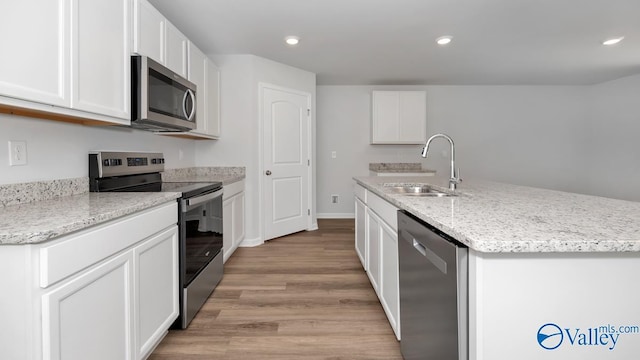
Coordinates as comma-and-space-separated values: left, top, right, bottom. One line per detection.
89, 151, 223, 329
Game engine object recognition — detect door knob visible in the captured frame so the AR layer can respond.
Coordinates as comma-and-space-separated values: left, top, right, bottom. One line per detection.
265, 170, 272, 176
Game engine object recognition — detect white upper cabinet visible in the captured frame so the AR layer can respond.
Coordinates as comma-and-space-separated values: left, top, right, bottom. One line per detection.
140, 0, 221, 140
204, 57, 221, 137
188, 43, 206, 132
165, 22, 188, 78
72, 0, 130, 120
133, 0, 165, 63
186, 43, 221, 138
0, 0, 70, 107
371, 91, 427, 144
134, 0, 187, 78
0, 0, 130, 124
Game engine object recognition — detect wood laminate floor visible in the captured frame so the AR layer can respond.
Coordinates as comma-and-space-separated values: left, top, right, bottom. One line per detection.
149, 219, 402, 360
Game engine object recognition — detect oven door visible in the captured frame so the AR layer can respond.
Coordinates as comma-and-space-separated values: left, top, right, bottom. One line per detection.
181, 188, 223, 287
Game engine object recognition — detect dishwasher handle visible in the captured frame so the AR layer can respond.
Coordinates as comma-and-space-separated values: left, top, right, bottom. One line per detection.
400, 229, 448, 275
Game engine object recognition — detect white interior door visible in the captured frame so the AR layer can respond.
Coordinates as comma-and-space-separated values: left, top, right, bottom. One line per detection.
262, 85, 311, 241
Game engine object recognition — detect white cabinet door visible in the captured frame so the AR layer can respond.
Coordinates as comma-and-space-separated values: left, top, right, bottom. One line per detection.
204, 57, 221, 137
0, 0, 70, 107
222, 197, 233, 263
222, 189, 246, 263
355, 197, 367, 269
366, 208, 381, 294
133, 0, 165, 63
371, 91, 426, 144
72, 0, 130, 121
232, 192, 245, 248
398, 91, 427, 143
165, 21, 188, 77
380, 220, 400, 340
134, 226, 179, 360
187, 44, 221, 138
42, 251, 134, 360
371, 91, 399, 143
188, 43, 207, 133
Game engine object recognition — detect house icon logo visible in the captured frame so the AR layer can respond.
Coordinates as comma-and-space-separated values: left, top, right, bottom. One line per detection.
537, 323, 564, 350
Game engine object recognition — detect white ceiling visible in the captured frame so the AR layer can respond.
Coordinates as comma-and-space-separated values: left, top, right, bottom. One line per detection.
149, 0, 640, 85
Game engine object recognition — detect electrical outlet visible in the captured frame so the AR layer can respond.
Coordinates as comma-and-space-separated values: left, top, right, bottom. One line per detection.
331, 194, 339, 203
8, 141, 27, 166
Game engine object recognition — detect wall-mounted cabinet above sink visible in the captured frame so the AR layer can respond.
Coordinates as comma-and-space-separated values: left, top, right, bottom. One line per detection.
371, 91, 426, 144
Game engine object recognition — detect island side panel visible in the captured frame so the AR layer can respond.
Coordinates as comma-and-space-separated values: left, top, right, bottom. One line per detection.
0, 245, 39, 360
469, 249, 640, 360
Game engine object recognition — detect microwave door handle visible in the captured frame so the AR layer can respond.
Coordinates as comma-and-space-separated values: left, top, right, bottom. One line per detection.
183, 89, 196, 121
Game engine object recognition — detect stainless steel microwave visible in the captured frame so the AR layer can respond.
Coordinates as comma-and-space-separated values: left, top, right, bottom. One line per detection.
131, 55, 197, 131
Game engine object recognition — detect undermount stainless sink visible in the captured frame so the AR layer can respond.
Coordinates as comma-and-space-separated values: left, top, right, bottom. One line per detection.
384, 184, 457, 197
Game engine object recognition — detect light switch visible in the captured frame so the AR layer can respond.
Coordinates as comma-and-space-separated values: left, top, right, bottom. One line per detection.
331, 151, 337, 159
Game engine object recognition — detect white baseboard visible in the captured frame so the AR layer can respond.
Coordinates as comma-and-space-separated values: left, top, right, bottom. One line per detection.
238, 236, 264, 247
308, 222, 319, 231
316, 213, 355, 219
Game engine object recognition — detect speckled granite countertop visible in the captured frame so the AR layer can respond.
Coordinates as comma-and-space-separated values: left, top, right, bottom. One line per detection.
0, 192, 180, 245
0, 167, 244, 246
354, 176, 640, 253
162, 167, 245, 185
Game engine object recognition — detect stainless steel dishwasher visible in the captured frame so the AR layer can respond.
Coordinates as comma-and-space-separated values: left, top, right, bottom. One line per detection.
398, 211, 468, 360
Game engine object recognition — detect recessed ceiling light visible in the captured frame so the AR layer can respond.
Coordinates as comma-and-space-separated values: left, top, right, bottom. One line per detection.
285, 36, 300, 46
436, 36, 453, 45
602, 36, 624, 46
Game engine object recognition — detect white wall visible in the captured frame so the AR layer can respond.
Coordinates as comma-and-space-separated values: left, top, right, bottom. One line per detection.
196, 54, 316, 243
0, 114, 196, 185
585, 74, 640, 201
317, 82, 640, 216
426, 86, 590, 191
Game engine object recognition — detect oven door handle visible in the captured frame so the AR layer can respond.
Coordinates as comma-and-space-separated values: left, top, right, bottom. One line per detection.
183, 189, 223, 212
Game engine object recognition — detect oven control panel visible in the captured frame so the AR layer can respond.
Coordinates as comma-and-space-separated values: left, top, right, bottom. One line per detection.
89, 151, 165, 178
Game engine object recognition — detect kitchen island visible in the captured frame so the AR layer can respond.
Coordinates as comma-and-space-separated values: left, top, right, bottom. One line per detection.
354, 176, 640, 360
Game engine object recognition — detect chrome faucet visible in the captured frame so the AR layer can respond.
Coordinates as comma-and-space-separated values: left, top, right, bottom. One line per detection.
421, 133, 462, 191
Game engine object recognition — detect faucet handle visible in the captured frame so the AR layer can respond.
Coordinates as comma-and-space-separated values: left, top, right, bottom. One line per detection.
453, 168, 462, 183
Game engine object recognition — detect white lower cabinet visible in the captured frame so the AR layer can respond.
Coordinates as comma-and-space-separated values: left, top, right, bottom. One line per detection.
134, 227, 179, 360
366, 208, 382, 294
355, 197, 367, 268
379, 219, 400, 336
222, 180, 245, 263
0, 202, 178, 360
42, 251, 134, 360
354, 184, 401, 340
